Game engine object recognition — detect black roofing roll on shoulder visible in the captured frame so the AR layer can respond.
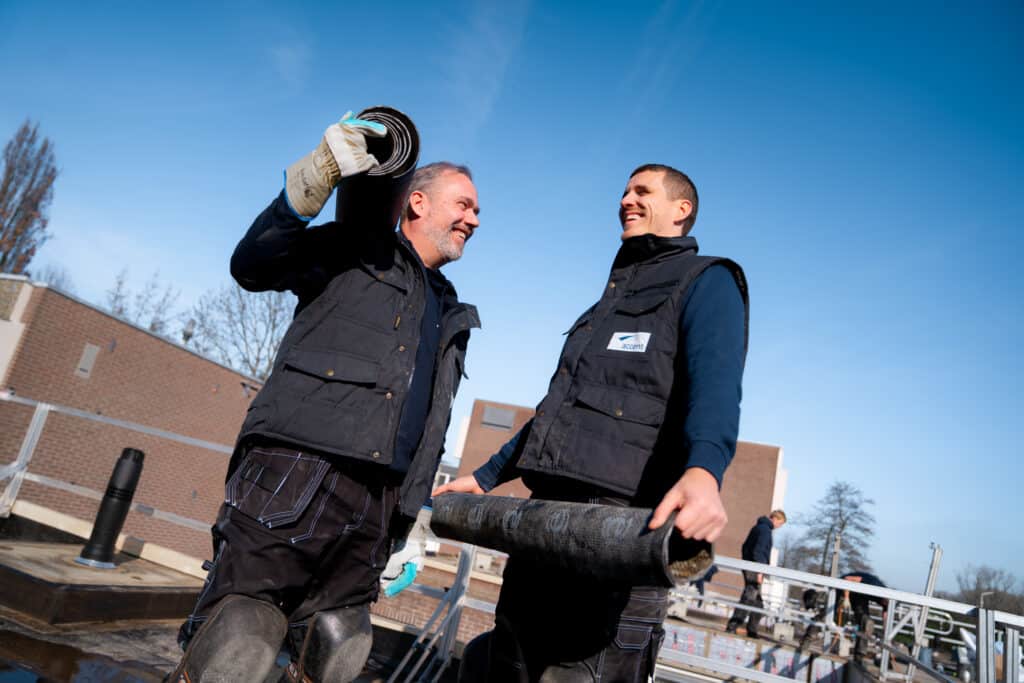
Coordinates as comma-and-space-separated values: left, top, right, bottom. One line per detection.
335, 106, 420, 230
430, 494, 714, 587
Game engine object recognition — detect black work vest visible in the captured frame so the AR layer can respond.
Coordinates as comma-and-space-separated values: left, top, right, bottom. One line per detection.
516, 235, 748, 499
237, 229, 479, 517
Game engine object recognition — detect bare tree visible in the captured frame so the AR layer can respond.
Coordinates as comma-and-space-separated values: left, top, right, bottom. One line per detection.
777, 531, 817, 572
0, 120, 59, 274
106, 269, 130, 318
105, 269, 180, 334
29, 262, 76, 294
188, 282, 293, 380
790, 481, 876, 576
949, 565, 1024, 615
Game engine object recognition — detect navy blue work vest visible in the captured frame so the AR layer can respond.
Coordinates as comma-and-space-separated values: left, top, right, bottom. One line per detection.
237, 224, 479, 517
516, 235, 748, 499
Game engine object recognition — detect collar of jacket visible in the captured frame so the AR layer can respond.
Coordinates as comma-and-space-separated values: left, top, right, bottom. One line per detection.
611, 234, 699, 270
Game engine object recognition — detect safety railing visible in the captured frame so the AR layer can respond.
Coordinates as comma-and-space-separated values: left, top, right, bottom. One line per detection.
395, 546, 1022, 683
3, 389, 1020, 681
0, 390, 228, 568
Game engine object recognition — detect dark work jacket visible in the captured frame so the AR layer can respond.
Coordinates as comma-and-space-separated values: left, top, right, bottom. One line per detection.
505, 234, 748, 499
741, 516, 774, 564
230, 192, 479, 517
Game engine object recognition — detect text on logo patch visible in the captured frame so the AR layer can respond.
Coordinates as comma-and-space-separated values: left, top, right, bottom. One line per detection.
606, 332, 651, 353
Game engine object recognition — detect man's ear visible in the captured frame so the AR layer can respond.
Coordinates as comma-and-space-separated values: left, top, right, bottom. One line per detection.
407, 190, 429, 221
676, 199, 693, 224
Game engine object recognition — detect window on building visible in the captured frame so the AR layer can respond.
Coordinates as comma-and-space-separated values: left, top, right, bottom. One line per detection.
76, 343, 101, 379
482, 406, 515, 430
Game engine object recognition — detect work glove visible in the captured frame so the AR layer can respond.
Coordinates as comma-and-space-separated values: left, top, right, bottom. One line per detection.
380, 505, 433, 597
284, 112, 387, 219
381, 536, 424, 597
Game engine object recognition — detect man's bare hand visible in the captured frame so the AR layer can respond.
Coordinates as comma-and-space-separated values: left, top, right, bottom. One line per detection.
648, 468, 727, 542
432, 474, 484, 497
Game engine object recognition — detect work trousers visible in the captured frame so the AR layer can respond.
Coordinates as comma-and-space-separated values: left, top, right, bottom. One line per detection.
179, 442, 402, 652
726, 571, 764, 636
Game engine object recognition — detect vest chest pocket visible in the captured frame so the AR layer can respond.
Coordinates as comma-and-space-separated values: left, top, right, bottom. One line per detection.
226, 447, 331, 529
576, 384, 665, 427
282, 348, 380, 407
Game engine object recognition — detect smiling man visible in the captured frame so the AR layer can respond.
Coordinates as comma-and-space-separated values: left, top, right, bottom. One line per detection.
169, 113, 481, 682
436, 164, 748, 682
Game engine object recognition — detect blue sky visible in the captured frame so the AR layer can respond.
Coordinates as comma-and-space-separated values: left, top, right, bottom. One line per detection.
2, 1, 1021, 593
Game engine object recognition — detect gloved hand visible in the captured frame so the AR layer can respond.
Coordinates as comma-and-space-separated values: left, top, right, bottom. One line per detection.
284, 112, 387, 219
381, 536, 424, 597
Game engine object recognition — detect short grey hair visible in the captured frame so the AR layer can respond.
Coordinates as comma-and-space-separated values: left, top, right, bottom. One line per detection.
403, 162, 473, 220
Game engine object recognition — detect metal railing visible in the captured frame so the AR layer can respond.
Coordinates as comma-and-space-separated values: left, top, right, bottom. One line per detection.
3, 390, 1020, 682
0, 390, 227, 533
391, 547, 1022, 683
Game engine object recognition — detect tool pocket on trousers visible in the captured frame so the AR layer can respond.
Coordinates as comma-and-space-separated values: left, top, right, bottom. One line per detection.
594, 619, 658, 683
225, 447, 330, 529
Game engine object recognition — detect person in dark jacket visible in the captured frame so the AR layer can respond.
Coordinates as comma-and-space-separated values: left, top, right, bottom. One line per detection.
725, 510, 787, 637
436, 164, 749, 682
169, 113, 481, 683
798, 571, 886, 656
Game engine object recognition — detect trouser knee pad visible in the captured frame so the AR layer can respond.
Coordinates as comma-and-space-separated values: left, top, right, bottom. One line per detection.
286, 604, 372, 683
168, 594, 287, 683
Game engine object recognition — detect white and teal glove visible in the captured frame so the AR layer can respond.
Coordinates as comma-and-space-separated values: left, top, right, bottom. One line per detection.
381, 536, 424, 598
284, 112, 387, 220
381, 505, 434, 597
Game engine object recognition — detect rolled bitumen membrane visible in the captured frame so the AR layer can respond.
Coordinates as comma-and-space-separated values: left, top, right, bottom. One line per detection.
430, 494, 714, 587
335, 106, 419, 229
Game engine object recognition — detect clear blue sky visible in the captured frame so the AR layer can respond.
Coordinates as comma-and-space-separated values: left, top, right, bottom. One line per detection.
2, 1, 1021, 594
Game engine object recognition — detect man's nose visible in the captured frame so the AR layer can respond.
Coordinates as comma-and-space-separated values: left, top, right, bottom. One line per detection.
465, 210, 480, 228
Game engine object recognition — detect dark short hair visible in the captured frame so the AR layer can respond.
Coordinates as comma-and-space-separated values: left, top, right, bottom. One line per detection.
630, 163, 699, 233
403, 162, 473, 220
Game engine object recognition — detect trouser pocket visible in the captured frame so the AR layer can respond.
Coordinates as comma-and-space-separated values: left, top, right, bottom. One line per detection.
225, 446, 330, 529
598, 619, 655, 682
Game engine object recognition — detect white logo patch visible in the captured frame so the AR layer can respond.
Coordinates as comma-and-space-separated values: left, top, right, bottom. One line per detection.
606, 332, 651, 353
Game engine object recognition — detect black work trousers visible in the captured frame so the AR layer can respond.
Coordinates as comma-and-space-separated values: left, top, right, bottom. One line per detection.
726, 571, 764, 636
179, 442, 402, 650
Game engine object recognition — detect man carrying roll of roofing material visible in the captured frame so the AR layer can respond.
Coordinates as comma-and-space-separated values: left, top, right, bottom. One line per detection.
435, 164, 748, 682
169, 111, 482, 683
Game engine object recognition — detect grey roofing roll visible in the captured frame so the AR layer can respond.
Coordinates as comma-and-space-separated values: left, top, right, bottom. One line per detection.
430, 493, 714, 587
334, 106, 419, 228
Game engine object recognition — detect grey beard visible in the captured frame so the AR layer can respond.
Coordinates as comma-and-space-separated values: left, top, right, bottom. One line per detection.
428, 228, 463, 265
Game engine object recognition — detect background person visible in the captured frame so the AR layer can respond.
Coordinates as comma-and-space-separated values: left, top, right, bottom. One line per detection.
725, 510, 787, 638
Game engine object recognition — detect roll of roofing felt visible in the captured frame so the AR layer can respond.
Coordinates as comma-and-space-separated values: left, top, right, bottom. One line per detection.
430, 494, 714, 587
335, 106, 420, 228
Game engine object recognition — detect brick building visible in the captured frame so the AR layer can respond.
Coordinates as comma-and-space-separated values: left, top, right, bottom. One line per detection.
0, 275, 256, 574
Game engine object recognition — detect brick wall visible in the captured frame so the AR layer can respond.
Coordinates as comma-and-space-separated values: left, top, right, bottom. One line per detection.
1, 284, 254, 564
456, 400, 534, 499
